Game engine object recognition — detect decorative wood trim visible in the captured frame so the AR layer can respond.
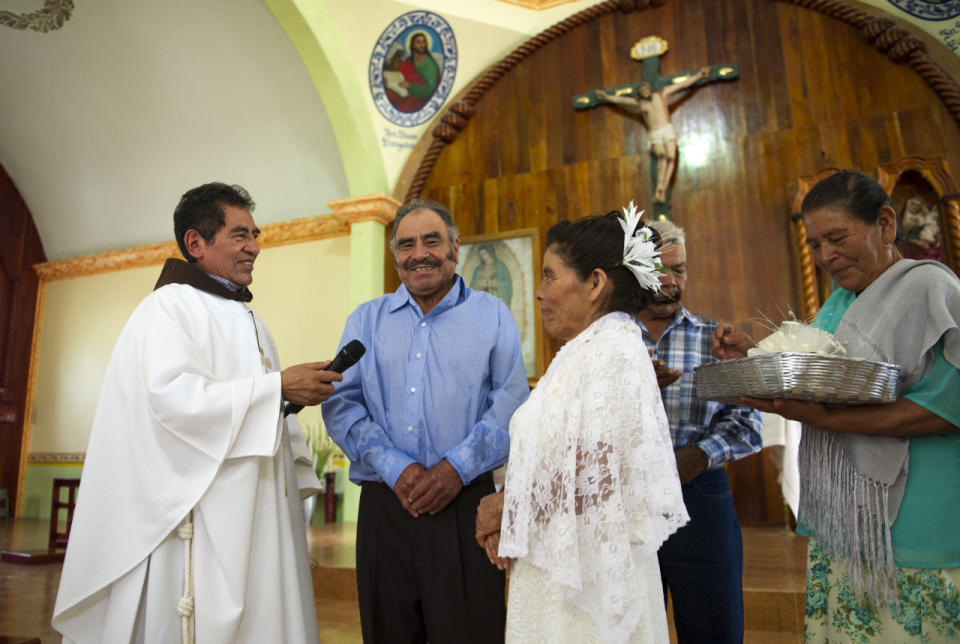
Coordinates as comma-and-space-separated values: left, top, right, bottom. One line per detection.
942, 195, 960, 275
876, 156, 957, 196
34, 213, 350, 282
326, 193, 401, 227
793, 218, 819, 321
16, 279, 45, 517
0, 0, 73, 33
781, 0, 960, 133
877, 156, 960, 274
791, 168, 843, 320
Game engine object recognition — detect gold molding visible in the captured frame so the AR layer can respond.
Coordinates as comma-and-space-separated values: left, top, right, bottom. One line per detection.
34, 213, 350, 282
326, 193, 400, 227
0, 0, 74, 33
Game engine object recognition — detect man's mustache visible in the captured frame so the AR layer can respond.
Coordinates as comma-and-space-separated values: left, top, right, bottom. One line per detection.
403, 258, 443, 271
653, 288, 680, 303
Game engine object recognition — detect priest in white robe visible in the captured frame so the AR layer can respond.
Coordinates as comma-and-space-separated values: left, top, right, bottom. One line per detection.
53, 183, 342, 644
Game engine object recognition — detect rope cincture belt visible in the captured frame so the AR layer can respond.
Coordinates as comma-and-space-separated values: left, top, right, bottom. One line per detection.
178, 510, 195, 644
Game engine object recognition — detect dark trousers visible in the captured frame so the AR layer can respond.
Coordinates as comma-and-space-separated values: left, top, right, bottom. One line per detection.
356, 474, 506, 644
659, 467, 744, 644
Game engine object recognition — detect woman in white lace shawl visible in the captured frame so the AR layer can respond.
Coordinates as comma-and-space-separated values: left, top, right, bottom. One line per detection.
476, 209, 689, 643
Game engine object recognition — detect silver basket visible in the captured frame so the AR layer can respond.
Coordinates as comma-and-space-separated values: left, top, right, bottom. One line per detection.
693, 352, 901, 405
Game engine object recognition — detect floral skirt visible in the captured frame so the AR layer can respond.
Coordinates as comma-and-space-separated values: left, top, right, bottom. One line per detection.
805, 538, 960, 643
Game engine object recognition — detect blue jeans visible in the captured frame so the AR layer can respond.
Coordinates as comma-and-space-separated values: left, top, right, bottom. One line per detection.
658, 467, 744, 644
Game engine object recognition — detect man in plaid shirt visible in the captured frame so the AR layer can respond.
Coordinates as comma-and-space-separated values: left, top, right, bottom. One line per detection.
636, 220, 762, 644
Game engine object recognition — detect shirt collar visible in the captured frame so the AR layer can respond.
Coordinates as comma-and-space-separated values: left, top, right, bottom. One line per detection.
388, 274, 465, 315
153, 258, 252, 302
635, 306, 705, 333
205, 272, 239, 291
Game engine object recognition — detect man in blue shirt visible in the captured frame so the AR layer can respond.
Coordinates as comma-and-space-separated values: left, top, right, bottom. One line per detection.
322, 199, 529, 644
636, 220, 763, 644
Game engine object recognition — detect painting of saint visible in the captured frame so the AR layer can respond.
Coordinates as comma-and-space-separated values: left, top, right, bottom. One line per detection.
457, 236, 537, 378
897, 196, 943, 262
470, 244, 513, 304
383, 30, 443, 113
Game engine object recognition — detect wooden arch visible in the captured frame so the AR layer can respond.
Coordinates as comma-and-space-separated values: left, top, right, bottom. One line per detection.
397, 0, 960, 202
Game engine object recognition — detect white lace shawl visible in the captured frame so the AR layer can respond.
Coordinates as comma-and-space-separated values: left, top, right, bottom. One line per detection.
499, 312, 689, 643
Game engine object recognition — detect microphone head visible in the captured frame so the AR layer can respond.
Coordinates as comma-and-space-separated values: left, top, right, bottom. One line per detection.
343, 339, 366, 362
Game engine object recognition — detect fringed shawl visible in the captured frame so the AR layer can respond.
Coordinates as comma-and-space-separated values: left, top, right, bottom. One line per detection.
800, 259, 960, 605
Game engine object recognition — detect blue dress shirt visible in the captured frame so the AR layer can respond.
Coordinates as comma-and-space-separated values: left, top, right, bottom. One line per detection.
635, 307, 762, 469
322, 276, 529, 489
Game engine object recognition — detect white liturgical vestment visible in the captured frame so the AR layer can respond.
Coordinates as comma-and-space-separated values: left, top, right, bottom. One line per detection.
53, 270, 321, 644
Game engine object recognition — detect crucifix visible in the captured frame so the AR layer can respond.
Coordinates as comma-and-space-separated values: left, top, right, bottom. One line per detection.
573, 37, 739, 219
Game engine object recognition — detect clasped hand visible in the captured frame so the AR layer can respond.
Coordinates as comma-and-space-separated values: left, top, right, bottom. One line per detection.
393, 459, 463, 518
280, 361, 342, 406
475, 491, 510, 571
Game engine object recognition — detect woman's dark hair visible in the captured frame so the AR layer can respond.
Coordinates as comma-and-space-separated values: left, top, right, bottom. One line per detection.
801, 170, 896, 229
545, 213, 658, 315
174, 183, 255, 262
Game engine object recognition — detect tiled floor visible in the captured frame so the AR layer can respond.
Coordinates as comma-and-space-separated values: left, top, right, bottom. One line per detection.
1, 518, 805, 643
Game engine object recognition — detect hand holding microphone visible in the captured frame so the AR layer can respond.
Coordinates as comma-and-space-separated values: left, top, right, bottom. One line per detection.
282, 340, 366, 415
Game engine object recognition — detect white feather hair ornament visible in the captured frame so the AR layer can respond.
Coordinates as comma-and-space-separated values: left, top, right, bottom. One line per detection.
618, 201, 666, 292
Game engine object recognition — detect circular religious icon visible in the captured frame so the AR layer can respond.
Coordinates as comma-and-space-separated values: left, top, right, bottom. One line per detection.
369, 11, 458, 127
887, 0, 960, 20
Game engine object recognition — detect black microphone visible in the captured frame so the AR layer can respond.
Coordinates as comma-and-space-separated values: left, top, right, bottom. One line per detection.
283, 339, 366, 416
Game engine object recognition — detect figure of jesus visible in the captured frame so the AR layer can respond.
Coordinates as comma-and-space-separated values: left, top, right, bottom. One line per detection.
597, 66, 710, 203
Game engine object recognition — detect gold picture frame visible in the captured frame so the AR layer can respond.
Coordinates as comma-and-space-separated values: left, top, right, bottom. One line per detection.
456, 228, 544, 382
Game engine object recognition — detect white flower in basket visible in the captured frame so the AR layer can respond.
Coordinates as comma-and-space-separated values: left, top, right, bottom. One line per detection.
748, 316, 846, 357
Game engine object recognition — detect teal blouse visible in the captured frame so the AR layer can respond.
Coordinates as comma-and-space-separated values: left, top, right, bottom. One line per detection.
807, 287, 960, 568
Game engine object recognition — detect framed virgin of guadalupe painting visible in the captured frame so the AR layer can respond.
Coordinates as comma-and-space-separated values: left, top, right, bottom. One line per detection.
456, 228, 543, 381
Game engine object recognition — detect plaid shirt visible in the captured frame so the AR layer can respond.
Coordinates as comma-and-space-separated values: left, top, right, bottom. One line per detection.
636, 307, 762, 469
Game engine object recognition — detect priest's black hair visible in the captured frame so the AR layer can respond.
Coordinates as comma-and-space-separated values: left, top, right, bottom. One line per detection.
174, 183, 256, 262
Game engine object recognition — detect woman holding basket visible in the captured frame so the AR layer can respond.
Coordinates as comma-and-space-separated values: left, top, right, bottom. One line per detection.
715, 170, 960, 642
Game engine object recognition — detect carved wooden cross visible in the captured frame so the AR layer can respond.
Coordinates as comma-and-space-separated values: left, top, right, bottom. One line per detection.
573, 37, 739, 219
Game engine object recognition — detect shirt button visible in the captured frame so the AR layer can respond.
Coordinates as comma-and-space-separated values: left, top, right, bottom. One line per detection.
420, 321, 427, 327
416, 353, 422, 359
410, 387, 416, 392
407, 425, 413, 432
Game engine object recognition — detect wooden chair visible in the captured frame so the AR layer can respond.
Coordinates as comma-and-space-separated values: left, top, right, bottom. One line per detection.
49, 478, 80, 548
1, 477, 80, 564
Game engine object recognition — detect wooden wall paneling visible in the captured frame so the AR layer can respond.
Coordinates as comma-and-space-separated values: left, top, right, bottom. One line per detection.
0, 163, 46, 516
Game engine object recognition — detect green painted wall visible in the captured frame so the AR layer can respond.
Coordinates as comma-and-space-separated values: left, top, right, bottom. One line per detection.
22, 463, 83, 521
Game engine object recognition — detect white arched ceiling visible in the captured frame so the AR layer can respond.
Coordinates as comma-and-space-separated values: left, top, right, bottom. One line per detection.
1, 0, 957, 262
0, 0, 350, 260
